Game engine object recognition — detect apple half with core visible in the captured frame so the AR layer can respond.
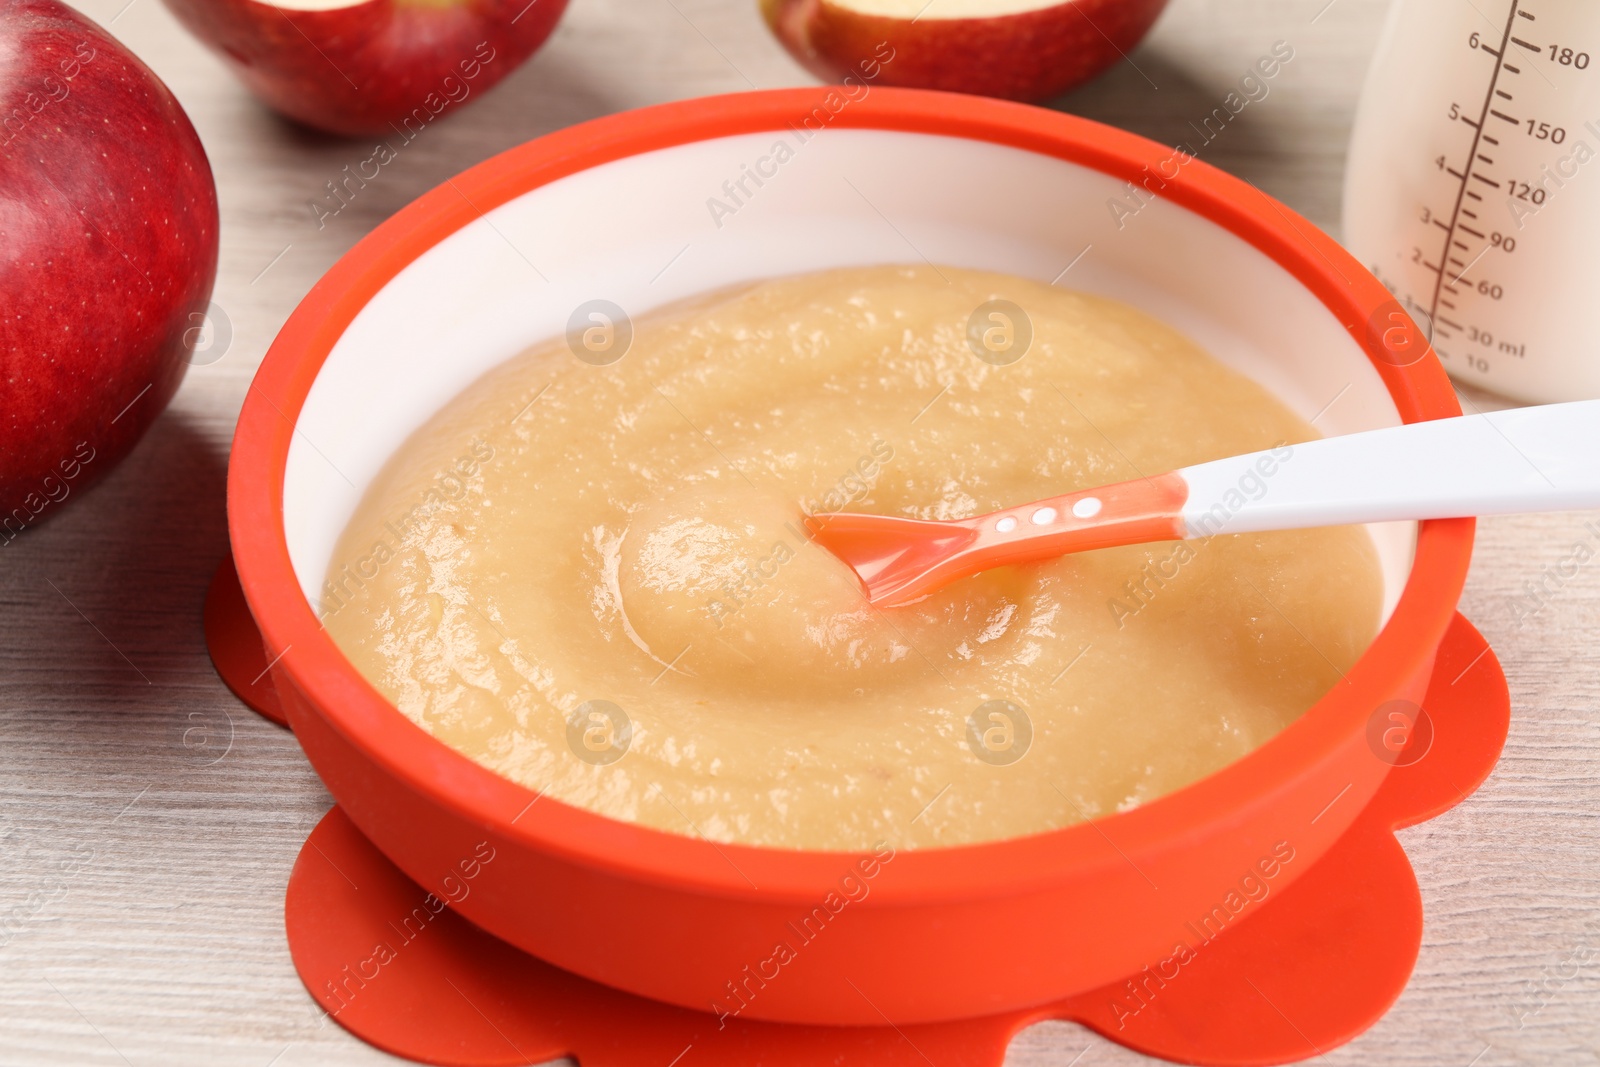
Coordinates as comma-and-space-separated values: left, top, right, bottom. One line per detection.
1, 0, 219, 538
761, 0, 1171, 103
161, 0, 570, 137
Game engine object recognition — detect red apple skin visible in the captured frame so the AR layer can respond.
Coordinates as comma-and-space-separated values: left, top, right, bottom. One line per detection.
160, 0, 570, 137
1, 0, 219, 536
762, 0, 1171, 103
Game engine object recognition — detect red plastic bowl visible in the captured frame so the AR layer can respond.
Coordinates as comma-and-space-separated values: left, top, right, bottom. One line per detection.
228, 88, 1470, 1026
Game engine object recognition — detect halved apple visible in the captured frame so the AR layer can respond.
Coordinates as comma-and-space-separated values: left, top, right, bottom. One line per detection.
761, 0, 1170, 103
161, 0, 569, 136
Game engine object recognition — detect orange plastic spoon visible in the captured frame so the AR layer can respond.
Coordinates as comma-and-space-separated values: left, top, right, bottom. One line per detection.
808, 472, 1189, 607
809, 399, 1600, 606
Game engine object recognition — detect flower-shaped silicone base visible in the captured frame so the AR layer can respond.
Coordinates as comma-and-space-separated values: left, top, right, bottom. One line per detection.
206, 559, 1509, 1067
206, 555, 288, 727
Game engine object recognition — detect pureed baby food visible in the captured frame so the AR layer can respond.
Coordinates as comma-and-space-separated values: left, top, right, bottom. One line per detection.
321, 266, 1382, 850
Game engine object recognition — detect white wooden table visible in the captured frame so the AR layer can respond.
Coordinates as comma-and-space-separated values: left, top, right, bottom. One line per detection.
3, 1, 1597, 1064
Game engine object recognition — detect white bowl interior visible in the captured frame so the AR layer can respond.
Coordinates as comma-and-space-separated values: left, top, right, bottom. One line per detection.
284, 129, 1414, 621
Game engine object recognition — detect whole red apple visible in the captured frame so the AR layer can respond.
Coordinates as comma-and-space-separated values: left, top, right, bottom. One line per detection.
1, 0, 219, 541
761, 0, 1171, 103
160, 0, 570, 137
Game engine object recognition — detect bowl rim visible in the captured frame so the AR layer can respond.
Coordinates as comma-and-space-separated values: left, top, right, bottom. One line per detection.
230, 86, 1473, 904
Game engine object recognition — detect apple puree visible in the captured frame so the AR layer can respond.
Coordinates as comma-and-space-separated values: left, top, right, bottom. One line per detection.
321, 265, 1383, 850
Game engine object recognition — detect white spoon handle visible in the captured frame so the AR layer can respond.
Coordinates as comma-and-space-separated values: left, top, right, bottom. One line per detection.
1177, 399, 1600, 536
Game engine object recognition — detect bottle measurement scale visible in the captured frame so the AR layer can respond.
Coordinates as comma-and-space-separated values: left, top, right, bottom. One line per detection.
1344, 0, 1600, 403
1422, 3, 1541, 369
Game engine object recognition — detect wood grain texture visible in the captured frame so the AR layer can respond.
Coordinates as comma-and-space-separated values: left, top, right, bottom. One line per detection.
2, 0, 1597, 1065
